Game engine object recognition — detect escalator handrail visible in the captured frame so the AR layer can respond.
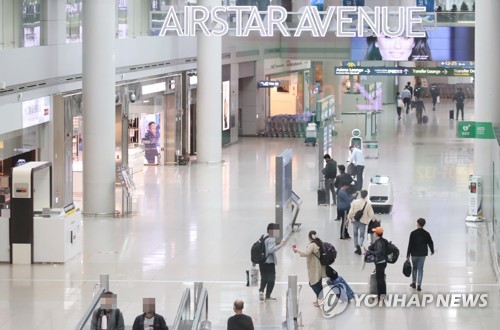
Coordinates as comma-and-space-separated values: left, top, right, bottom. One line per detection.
191, 287, 208, 330
75, 287, 106, 330
172, 288, 191, 330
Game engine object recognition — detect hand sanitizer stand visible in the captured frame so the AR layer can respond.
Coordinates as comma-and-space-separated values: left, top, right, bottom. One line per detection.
10, 161, 81, 264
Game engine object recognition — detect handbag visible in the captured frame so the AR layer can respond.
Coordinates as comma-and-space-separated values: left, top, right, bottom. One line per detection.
346, 162, 355, 175
436, 96, 440, 103
403, 259, 412, 277
397, 99, 405, 108
353, 202, 367, 221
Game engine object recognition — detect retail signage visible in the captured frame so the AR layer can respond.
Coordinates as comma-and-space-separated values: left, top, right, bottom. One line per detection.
258, 81, 280, 88
158, 6, 427, 38
457, 122, 495, 139
142, 82, 166, 95
264, 59, 310, 74
334, 66, 475, 77
343, 0, 365, 6
416, 0, 434, 12
22, 96, 50, 128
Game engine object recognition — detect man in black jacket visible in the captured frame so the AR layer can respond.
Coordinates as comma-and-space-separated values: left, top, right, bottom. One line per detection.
322, 154, 337, 205
453, 87, 466, 121
132, 298, 169, 330
406, 218, 435, 291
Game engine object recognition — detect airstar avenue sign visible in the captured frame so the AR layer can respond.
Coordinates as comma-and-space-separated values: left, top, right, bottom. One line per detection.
158, 6, 427, 38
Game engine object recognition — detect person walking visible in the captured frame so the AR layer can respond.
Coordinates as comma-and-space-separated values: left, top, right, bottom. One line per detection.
292, 230, 326, 307
401, 86, 412, 114
347, 190, 375, 255
258, 223, 285, 302
337, 184, 353, 239
430, 84, 440, 110
453, 87, 466, 121
227, 300, 254, 330
406, 218, 434, 291
334, 165, 353, 221
395, 92, 403, 120
348, 145, 365, 191
414, 99, 426, 124
368, 227, 387, 301
322, 154, 337, 206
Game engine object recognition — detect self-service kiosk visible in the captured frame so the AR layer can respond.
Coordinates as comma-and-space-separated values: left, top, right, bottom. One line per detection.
466, 175, 483, 222
10, 161, 81, 264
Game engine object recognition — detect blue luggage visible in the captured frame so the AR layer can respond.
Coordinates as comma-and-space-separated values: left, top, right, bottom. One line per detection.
327, 276, 355, 302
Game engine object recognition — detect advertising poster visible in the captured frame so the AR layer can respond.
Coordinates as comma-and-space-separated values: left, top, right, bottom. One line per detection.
416, 0, 435, 12
350, 27, 474, 62
141, 113, 161, 165
22, 96, 50, 128
222, 81, 230, 131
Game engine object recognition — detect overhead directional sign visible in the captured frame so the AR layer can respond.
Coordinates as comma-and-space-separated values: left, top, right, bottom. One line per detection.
334, 67, 475, 77
257, 80, 280, 88
439, 61, 475, 69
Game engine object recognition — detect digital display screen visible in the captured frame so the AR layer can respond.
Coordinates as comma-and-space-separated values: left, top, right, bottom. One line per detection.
350, 27, 475, 62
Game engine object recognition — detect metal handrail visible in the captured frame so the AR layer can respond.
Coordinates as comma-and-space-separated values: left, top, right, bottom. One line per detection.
172, 288, 191, 330
286, 288, 296, 330
75, 287, 105, 330
191, 287, 208, 330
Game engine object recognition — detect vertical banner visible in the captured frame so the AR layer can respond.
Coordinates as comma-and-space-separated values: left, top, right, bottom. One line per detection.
222, 81, 230, 131
416, 0, 435, 12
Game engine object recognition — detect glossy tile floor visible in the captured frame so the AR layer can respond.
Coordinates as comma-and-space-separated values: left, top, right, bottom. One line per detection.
1, 98, 499, 329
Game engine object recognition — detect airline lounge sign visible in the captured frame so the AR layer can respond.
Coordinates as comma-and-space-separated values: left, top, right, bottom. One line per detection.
158, 6, 427, 38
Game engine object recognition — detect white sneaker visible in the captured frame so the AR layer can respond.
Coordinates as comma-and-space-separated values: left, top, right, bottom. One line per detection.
259, 292, 264, 302
265, 297, 277, 302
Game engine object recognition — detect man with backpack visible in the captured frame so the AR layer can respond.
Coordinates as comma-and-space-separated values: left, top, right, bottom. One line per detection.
252, 223, 285, 302
368, 227, 387, 301
322, 154, 337, 206
347, 190, 375, 255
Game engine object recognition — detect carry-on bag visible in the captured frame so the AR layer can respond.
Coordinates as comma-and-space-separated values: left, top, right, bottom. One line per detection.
449, 110, 454, 120
318, 180, 327, 205
369, 271, 386, 295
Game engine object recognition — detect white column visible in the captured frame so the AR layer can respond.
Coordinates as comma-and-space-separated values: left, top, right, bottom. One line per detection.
40, 0, 66, 45
82, 0, 116, 214
473, 0, 500, 220
196, 0, 222, 163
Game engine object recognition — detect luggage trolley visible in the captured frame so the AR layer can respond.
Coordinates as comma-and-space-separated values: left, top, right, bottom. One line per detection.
304, 123, 317, 146
367, 175, 393, 213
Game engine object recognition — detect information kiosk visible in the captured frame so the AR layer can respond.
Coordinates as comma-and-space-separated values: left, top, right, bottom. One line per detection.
10, 161, 81, 264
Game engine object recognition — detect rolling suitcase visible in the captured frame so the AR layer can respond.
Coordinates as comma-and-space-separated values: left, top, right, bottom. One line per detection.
318, 180, 327, 205
449, 110, 454, 120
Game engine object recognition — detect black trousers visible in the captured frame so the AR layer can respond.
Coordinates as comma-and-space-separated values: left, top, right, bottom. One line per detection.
355, 165, 365, 191
403, 97, 411, 113
259, 263, 276, 298
456, 103, 464, 120
396, 107, 402, 118
375, 262, 387, 297
338, 208, 349, 238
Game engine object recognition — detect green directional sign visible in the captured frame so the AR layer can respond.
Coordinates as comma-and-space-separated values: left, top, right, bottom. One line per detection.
457, 121, 495, 139
412, 68, 475, 77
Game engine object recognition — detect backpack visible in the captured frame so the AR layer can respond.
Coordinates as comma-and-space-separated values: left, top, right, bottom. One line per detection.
384, 239, 400, 264
353, 202, 367, 221
250, 235, 268, 264
317, 242, 337, 265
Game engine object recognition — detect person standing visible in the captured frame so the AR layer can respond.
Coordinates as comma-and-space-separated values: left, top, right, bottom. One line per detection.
337, 184, 353, 239
401, 86, 412, 114
143, 121, 159, 165
322, 154, 337, 206
406, 218, 435, 292
348, 145, 365, 191
430, 84, 440, 110
395, 92, 403, 120
334, 165, 353, 221
368, 227, 387, 301
91, 292, 125, 330
292, 230, 326, 307
227, 300, 254, 330
453, 87, 466, 121
132, 298, 168, 330
414, 99, 426, 124
259, 223, 285, 302
348, 190, 375, 255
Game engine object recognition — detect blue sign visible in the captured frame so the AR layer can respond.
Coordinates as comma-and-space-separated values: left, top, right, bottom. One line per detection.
343, 0, 365, 5
310, 0, 324, 11
439, 61, 475, 69
416, 0, 435, 12
257, 81, 280, 88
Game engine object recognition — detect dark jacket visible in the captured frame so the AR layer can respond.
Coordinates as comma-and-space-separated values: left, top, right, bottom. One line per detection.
227, 313, 254, 330
322, 159, 337, 179
337, 188, 353, 211
132, 313, 168, 330
91, 308, 125, 330
453, 90, 465, 105
406, 228, 434, 258
430, 86, 439, 98
334, 172, 353, 189
368, 238, 387, 263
